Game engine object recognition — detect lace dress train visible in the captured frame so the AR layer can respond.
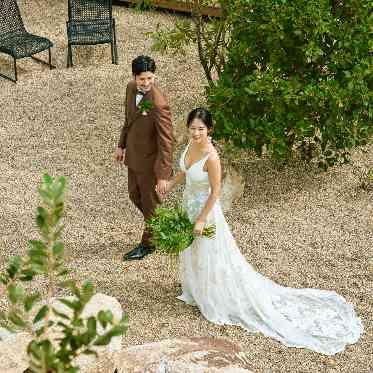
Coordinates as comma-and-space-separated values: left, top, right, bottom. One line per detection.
177, 143, 363, 355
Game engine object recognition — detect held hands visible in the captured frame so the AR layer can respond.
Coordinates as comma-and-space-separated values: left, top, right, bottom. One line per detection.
155, 179, 171, 197
115, 148, 126, 163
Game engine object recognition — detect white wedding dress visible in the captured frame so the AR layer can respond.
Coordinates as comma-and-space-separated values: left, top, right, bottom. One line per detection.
177, 143, 363, 355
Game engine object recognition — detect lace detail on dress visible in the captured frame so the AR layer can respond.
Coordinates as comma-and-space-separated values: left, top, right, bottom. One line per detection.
177, 144, 363, 355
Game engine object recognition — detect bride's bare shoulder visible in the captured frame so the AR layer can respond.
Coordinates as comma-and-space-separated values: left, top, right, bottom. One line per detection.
207, 144, 220, 162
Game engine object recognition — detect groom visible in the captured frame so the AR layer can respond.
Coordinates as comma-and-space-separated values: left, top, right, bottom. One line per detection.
116, 55, 173, 260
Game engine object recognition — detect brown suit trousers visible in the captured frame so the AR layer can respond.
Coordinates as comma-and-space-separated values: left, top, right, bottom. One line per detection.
127, 168, 160, 246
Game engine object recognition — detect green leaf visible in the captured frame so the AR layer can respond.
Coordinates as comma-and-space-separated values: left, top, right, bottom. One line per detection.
33, 305, 49, 324
19, 268, 37, 281
24, 293, 41, 312
8, 311, 27, 328
53, 224, 65, 241
8, 284, 25, 304
57, 268, 69, 277
0, 311, 7, 321
108, 324, 127, 337
60, 280, 80, 297
52, 307, 70, 320
97, 310, 113, 329
81, 281, 95, 303
42, 173, 53, 185
35, 326, 46, 337
56, 321, 70, 330
27, 340, 42, 359
0, 273, 8, 285
6, 256, 22, 279
58, 298, 80, 311
28, 240, 47, 252
52, 242, 64, 257
94, 322, 127, 346
82, 349, 98, 357
93, 333, 112, 346
87, 316, 97, 337
67, 368, 79, 373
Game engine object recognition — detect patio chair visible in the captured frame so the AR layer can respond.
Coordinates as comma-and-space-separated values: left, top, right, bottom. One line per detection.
0, 0, 54, 82
66, 0, 118, 67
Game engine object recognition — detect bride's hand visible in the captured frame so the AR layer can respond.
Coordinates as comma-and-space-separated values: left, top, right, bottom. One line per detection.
193, 219, 205, 236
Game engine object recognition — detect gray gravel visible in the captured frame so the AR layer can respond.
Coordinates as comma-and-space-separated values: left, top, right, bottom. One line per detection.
0, 1, 372, 372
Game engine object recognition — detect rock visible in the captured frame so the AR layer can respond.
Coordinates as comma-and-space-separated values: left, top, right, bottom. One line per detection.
174, 119, 189, 147
220, 166, 245, 212
112, 337, 254, 373
0, 332, 29, 373
0, 293, 123, 373
368, 258, 373, 274
59, 293, 123, 372
0, 327, 14, 341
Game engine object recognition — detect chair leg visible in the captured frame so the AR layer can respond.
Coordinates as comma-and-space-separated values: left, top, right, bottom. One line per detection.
0, 56, 18, 82
31, 50, 56, 69
66, 44, 70, 67
110, 25, 114, 64
48, 48, 52, 70
112, 19, 118, 64
67, 44, 73, 67
70, 45, 73, 67
0, 55, 17, 83
14, 57, 17, 82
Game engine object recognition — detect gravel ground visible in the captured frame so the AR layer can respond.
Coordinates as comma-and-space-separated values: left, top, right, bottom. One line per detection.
0, 1, 372, 372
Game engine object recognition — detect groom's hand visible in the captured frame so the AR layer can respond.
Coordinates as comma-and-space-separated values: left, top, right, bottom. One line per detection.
115, 147, 125, 163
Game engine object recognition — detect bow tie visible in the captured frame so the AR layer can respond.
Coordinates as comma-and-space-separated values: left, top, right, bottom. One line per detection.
136, 90, 145, 96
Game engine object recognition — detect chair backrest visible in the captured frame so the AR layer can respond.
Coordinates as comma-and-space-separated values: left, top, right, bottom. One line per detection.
68, 0, 112, 22
0, 0, 26, 38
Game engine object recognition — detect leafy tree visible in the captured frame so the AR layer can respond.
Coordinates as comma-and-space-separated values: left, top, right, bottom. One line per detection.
148, 0, 230, 87
208, 0, 372, 168
0, 174, 128, 373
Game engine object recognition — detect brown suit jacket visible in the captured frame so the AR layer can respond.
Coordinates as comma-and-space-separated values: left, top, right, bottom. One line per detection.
118, 80, 174, 180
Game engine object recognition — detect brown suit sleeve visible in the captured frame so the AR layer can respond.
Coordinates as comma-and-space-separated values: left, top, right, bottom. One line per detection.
118, 85, 129, 149
153, 104, 173, 180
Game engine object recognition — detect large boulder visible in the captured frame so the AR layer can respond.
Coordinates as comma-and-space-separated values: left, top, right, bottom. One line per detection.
61, 293, 123, 371
0, 295, 254, 373
0, 331, 29, 373
220, 166, 245, 212
111, 337, 253, 373
0, 293, 123, 373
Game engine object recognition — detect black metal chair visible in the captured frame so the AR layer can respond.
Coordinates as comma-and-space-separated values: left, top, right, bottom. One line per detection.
66, 0, 118, 67
0, 0, 54, 82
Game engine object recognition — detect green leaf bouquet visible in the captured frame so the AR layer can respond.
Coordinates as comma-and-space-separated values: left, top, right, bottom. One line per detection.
147, 205, 216, 257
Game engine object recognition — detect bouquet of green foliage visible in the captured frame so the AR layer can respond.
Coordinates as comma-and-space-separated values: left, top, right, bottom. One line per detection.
147, 205, 215, 256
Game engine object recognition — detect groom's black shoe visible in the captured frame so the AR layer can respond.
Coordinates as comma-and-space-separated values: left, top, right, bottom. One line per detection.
123, 243, 154, 261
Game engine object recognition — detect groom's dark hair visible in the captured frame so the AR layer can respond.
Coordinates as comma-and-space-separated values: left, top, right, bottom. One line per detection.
132, 55, 156, 76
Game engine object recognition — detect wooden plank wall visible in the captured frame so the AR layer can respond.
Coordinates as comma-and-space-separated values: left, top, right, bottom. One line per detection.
115, 0, 221, 17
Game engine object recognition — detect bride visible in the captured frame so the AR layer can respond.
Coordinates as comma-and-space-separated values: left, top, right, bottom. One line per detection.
157, 107, 363, 355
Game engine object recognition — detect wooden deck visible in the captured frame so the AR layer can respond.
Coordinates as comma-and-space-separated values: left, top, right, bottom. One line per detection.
115, 0, 221, 17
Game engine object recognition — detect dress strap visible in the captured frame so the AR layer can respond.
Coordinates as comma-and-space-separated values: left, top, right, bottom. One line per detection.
200, 151, 211, 171
181, 141, 192, 171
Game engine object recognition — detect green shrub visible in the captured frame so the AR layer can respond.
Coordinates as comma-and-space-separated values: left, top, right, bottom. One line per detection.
208, 0, 372, 169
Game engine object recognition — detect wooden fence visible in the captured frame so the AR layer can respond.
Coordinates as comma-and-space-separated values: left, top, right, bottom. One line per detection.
115, 0, 221, 17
